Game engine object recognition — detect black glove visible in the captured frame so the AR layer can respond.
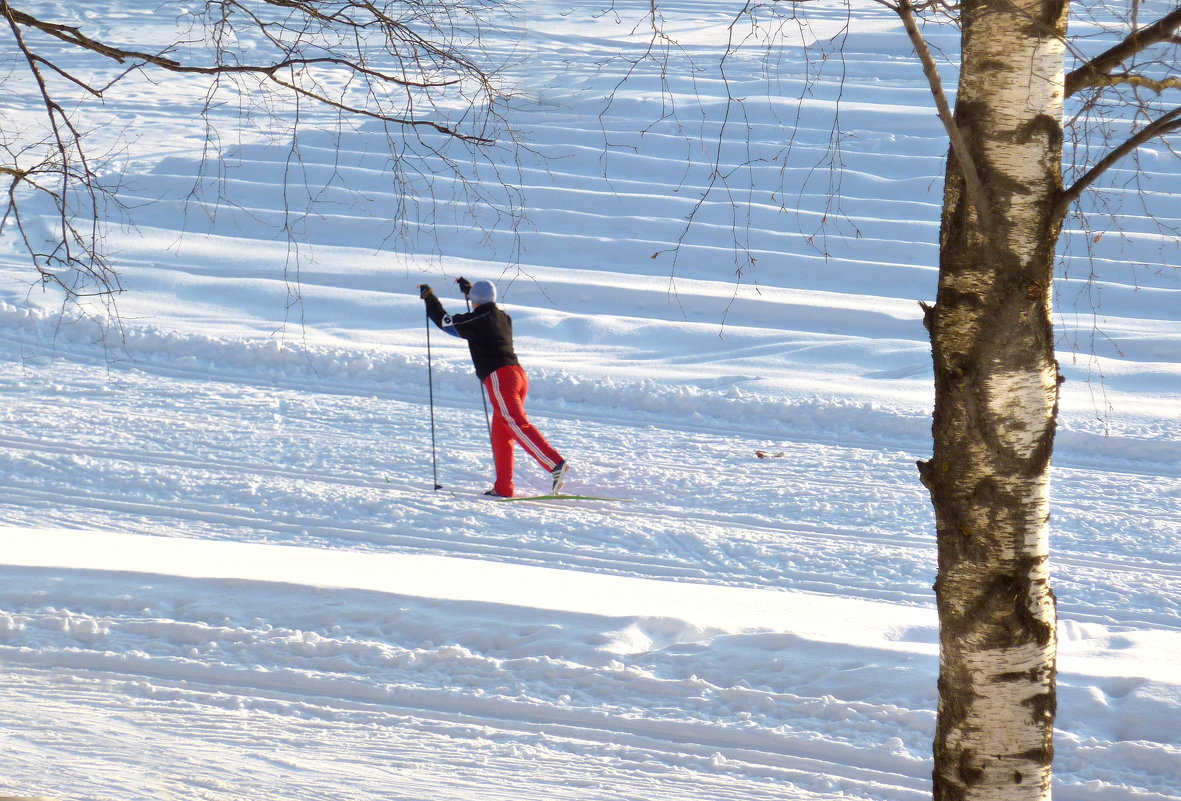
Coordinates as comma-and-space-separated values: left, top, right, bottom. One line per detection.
418, 284, 433, 299
456, 277, 472, 297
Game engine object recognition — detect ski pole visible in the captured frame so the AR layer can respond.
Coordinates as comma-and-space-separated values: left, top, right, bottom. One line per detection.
425, 306, 442, 491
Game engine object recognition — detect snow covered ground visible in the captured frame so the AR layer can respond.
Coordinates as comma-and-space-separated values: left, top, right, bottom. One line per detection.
1, 1, 1179, 800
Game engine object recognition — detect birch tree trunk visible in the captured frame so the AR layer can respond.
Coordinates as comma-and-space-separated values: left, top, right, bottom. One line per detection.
919, 2, 1070, 799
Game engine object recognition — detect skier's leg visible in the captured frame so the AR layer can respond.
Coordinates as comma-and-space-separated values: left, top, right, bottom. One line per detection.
485, 384, 516, 497
485, 366, 563, 471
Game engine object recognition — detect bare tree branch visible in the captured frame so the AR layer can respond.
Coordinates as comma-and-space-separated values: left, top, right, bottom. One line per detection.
1056, 103, 1181, 220
2, 1, 119, 299
1066, 6, 1181, 97
1069, 71, 1180, 93
1, 0, 513, 307
891, 0, 997, 230
2, 0, 497, 141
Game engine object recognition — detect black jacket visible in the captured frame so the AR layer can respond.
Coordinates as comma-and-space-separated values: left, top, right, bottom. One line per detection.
425, 295, 520, 381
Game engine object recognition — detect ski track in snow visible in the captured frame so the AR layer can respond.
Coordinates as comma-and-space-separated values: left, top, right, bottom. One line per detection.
2, 0, 1180, 800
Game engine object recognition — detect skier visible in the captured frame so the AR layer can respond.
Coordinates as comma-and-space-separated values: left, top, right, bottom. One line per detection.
418, 277, 568, 498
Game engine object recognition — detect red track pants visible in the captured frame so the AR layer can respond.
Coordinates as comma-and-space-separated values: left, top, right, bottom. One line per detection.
483, 364, 563, 497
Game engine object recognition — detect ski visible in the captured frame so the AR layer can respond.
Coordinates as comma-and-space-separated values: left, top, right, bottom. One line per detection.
431, 488, 631, 503
495, 493, 631, 503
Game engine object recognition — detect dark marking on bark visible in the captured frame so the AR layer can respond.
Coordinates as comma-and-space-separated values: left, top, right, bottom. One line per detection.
1042, 0, 1069, 24
1015, 745, 1055, 766
996, 667, 1040, 683
945, 353, 974, 386
976, 58, 1010, 76
939, 286, 985, 311
955, 99, 988, 125
1023, 690, 1058, 722
940, 565, 1054, 651
1011, 566, 1056, 647
969, 476, 999, 508
1026, 423, 1058, 478
1016, 114, 1063, 149
959, 749, 985, 786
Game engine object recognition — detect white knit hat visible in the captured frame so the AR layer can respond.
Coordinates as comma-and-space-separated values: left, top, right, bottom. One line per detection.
470, 280, 497, 305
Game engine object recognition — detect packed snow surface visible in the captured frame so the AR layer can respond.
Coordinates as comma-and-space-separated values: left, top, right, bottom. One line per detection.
1, 1, 1179, 800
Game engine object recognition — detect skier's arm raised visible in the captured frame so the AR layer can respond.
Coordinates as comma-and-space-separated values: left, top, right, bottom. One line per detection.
418, 284, 461, 337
